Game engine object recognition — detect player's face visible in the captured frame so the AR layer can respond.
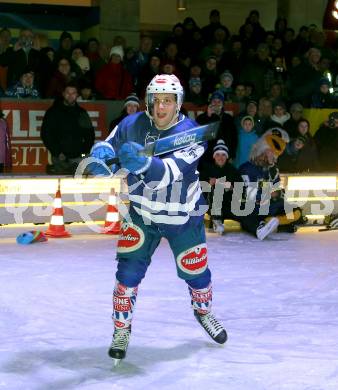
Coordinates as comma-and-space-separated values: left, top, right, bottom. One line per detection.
152, 93, 177, 129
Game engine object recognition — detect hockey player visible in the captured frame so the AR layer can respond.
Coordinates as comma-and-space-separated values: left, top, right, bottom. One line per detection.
88, 74, 227, 365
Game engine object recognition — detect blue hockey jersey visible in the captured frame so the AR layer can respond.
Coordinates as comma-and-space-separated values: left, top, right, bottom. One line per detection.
106, 112, 207, 226
239, 161, 282, 208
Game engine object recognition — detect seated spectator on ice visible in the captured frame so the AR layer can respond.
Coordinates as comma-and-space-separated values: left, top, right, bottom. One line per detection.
239, 131, 303, 233
199, 140, 242, 234
314, 111, 338, 171
5, 67, 39, 98
234, 115, 258, 168
200, 139, 280, 240
41, 82, 95, 175
311, 77, 338, 108
109, 93, 140, 132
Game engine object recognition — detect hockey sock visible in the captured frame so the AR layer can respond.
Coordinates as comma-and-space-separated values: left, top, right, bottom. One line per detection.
113, 281, 138, 329
189, 283, 212, 315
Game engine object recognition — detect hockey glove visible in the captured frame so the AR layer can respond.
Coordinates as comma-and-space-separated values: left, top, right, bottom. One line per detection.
118, 142, 151, 175
86, 141, 116, 175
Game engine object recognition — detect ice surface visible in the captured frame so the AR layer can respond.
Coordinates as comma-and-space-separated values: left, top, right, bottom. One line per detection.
0, 225, 338, 390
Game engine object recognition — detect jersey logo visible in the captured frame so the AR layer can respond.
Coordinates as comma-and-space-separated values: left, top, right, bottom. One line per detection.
145, 132, 159, 146
117, 222, 145, 253
176, 244, 208, 275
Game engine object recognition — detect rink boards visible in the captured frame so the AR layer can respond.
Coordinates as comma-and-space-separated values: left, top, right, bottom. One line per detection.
0, 174, 337, 226
0, 176, 126, 225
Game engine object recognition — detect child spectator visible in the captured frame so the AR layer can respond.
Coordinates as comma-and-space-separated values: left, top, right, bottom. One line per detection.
311, 77, 337, 108
234, 115, 258, 168
185, 77, 205, 105
109, 93, 140, 132
5, 67, 39, 98
217, 71, 234, 101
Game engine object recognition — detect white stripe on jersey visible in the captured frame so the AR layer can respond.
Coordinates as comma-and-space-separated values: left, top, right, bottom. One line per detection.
133, 205, 189, 225
129, 185, 201, 213
151, 161, 171, 190
105, 125, 118, 142
163, 157, 181, 181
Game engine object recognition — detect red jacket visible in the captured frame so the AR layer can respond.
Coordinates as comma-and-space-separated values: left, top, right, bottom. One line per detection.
95, 62, 133, 99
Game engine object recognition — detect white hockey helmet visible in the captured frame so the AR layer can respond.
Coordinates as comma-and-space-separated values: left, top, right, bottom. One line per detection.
145, 74, 184, 120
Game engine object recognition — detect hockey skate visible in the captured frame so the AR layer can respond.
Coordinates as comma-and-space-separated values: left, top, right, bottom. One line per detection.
194, 310, 227, 344
108, 326, 131, 367
277, 223, 298, 233
256, 217, 279, 240
212, 219, 225, 235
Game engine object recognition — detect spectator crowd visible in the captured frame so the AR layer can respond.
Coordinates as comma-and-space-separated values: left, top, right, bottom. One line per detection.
1, 8, 338, 174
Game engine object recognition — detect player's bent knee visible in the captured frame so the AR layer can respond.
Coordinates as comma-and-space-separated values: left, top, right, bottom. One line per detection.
185, 268, 211, 289
116, 258, 150, 287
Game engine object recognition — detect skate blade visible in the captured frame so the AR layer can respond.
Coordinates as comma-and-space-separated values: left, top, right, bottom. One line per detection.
112, 358, 122, 368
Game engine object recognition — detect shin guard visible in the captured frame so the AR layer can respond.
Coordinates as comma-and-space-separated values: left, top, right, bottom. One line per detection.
189, 283, 212, 315
113, 281, 138, 329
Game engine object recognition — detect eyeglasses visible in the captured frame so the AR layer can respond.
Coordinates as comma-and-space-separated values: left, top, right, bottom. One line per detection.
153, 97, 176, 106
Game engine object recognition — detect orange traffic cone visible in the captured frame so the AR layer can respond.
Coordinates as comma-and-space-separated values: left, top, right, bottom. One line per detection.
45, 183, 71, 238
102, 188, 120, 234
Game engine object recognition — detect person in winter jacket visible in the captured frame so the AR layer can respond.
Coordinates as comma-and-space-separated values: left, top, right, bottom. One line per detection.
94, 45, 133, 100
234, 115, 258, 168
0, 110, 12, 172
41, 82, 95, 174
200, 139, 279, 240
239, 130, 303, 232
109, 93, 140, 133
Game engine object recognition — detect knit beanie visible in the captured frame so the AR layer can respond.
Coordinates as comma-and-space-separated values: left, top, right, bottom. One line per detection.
109, 45, 124, 60
213, 139, 229, 158
124, 93, 140, 107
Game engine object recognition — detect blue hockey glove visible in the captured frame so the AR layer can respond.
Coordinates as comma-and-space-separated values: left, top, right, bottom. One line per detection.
118, 142, 151, 175
86, 141, 116, 175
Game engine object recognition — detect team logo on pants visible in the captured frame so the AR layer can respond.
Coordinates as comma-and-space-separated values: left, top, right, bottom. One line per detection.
177, 244, 208, 275
117, 222, 145, 253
